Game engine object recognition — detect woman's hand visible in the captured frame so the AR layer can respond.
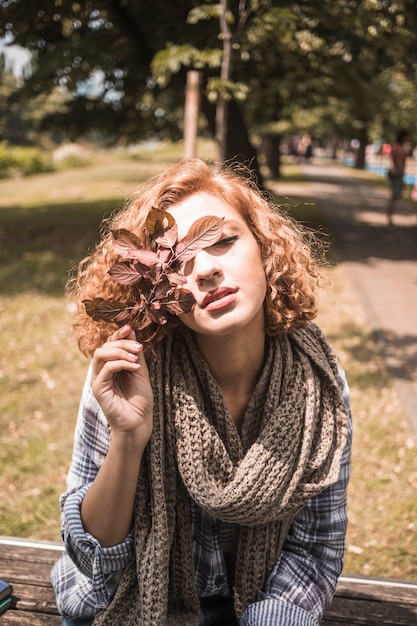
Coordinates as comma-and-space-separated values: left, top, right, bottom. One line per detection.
91, 324, 154, 445
80, 325, 153, 545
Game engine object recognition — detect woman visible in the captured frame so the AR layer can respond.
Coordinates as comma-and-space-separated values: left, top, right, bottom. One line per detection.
52, 158, 351, 626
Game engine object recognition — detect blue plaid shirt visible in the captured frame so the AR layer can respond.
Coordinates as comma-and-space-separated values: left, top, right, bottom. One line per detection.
52, 365, 352, 626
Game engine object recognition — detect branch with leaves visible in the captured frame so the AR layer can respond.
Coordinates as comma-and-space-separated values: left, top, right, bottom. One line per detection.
83, 209, 224, 339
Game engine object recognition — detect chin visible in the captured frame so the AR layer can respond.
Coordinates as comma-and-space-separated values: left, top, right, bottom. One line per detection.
180, 306, 264, 338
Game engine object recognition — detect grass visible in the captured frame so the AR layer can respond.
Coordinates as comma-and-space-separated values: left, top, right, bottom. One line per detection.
277, 160, 417, 578
316, 265, 417, 579
0, 143, 416, 579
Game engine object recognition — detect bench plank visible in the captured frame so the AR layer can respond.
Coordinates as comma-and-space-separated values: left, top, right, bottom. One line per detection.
0, 536, 63, 623
323, 576, 417, 625
323, 597, 417, 625
1, 536, 417, 625
335, 576, 417, 605
0, 612, 61, 625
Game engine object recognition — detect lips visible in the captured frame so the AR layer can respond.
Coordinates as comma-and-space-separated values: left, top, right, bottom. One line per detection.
201, 287, 238, 309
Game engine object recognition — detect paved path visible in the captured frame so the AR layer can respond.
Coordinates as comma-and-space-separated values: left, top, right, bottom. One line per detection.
270, 161, 417, 433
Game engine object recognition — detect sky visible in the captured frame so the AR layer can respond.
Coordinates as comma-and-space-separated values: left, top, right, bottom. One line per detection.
0, 36, 112, 99
0, 35, 32, 79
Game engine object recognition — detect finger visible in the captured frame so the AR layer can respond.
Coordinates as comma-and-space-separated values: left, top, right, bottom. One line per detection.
96, 341, 141, 361
91, 359, 142, 400
92, 342, 143, 380
94, 359, 141, 382
135, 344, 149, 373
95, 338, 143, 362
107, 324, 135, 343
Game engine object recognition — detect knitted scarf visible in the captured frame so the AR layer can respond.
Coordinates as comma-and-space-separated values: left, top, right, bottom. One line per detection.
93, 322, 348, 626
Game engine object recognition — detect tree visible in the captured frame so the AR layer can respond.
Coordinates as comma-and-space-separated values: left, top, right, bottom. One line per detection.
0, 54, 41, 144
285, 0, 417, 167
0, 1, 191, 140
1, 0, 417, 175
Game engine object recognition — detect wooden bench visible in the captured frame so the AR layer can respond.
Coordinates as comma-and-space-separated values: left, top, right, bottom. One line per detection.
322, 575, 417, 625
1, 535, 416, 625
0, 536, 63, 625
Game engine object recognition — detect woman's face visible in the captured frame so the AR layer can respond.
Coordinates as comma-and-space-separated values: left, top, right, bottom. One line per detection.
168, 192, 267, 341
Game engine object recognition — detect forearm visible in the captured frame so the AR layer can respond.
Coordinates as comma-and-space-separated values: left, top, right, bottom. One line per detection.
80, 325, 154, 547
81, 433, 146, 547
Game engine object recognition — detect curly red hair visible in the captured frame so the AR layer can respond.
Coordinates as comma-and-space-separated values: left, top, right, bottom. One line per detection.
68, 158, 325, 357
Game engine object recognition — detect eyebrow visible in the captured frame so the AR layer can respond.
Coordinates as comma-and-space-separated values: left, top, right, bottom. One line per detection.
218, 217, 243, 229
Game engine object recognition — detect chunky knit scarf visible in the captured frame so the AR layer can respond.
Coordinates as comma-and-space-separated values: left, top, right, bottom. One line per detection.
93, 322, 348, 626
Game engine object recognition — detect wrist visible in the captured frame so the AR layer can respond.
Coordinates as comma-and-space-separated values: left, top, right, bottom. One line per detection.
110, 427, 150, 454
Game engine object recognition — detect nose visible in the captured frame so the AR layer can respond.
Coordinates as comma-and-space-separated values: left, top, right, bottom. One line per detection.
190, 249, 223, 284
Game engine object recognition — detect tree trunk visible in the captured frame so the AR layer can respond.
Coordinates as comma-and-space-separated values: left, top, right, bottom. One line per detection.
201, 95, 264, 187
355, 127, 368, 169
216, 0, 232, 163
261, 134, 281, 178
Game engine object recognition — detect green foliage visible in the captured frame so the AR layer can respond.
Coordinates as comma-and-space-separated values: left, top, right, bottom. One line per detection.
151, 44, 222, 88
52, 143, 92, 170
187, 4, 229, 24
206, 77, 249, 102
54, 152, 90, 170
0, 141, 53, 178
1, 1, 417, 158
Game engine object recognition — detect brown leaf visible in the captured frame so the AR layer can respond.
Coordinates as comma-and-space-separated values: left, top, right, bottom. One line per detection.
111, 229, 142, 256
83, 298, 128, 322
174, 216, 224, 263
108, 262, 142, 285
125, 248, 160, 266
153, 276, 175, 300
159, 248, 172, 264
166, 271, 187, 286
134, 261, 155, 278
164, 289, 196, 315
156, 223, 178, 249
146, 209, 176, 245
148, 305, 168, 325
113, 310, 134, 325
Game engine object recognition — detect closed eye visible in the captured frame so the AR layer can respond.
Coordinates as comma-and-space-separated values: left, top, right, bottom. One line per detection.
214, 235, 238, 247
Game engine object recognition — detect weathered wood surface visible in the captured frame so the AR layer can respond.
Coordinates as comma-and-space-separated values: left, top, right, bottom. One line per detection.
0, 536, 62, 625
322, 575, 417, 625
1, 535, 417, 625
